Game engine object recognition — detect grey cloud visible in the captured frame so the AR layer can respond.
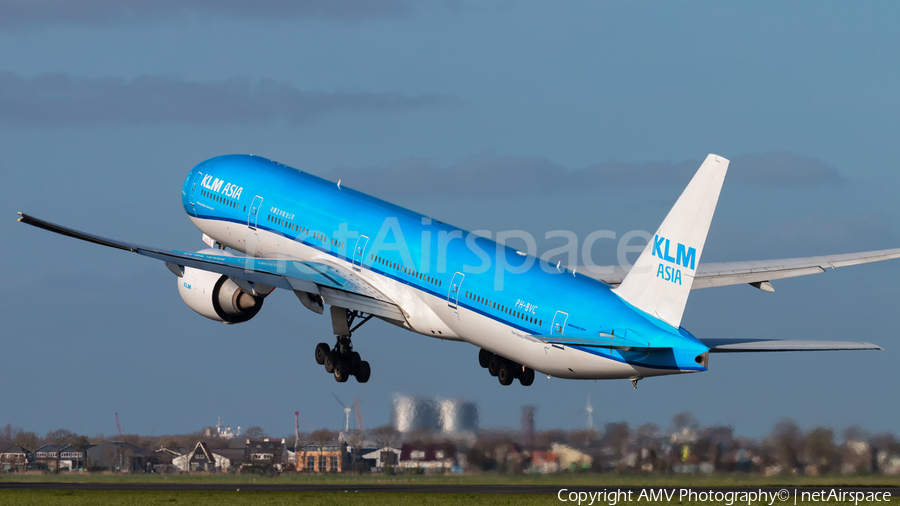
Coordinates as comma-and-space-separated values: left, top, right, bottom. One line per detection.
730, 152, 847, 186
330, 151, 847, 200
0, 72, 452, 126
582, 152, 846, 188
0, 0, 410, 29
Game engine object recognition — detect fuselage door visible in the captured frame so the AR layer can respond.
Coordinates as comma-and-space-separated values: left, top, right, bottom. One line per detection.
353, 235, 369, 270
551, 310, 569, 336
248, 196, 263, 230
447, 272, 465, 309
189, 171, 204, 213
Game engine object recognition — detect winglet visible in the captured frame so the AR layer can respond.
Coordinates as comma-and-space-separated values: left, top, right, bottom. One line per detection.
614, 154, 729, 328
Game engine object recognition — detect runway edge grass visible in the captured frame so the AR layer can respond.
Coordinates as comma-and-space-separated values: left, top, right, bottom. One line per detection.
0, 491, 553, 506
1, 490, 899, 506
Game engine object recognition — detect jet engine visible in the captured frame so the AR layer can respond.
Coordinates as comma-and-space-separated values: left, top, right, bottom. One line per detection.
177, 263, 264, 324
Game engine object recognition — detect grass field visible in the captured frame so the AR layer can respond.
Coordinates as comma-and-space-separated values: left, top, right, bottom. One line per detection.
2, 472, 899, 488
0, 490, 897, 506
1, 475, 898, 506
0, 491, 553, 506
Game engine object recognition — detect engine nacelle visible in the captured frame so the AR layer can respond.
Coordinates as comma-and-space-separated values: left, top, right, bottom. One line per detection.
177, 264, 264, 324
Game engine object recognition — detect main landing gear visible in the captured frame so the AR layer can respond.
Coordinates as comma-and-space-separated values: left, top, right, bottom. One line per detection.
315, 307, 372, 383
479, 348, 534, 386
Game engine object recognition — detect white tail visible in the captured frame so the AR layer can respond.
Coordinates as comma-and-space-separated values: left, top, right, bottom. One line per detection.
613, 154, 729, 328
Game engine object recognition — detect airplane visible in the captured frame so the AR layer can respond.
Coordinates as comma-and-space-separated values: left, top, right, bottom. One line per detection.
17, 154, 900, 387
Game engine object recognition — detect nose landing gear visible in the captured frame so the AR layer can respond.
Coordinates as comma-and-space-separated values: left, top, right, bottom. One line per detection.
314, 307, 373, 383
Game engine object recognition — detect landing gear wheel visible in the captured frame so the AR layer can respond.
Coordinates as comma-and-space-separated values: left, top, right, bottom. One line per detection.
497, 360, 514, 386
334, 360, 350, 383
519, 367, 535, 386
324, 352, 336, 373
478, 349, 492, 368
355, 361, 371, 383
325, 310, 376, 383
488, 355, 501, 377
315, 343, 330, 365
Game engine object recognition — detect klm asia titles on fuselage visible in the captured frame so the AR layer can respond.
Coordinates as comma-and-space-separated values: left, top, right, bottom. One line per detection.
200, 174, 244, 200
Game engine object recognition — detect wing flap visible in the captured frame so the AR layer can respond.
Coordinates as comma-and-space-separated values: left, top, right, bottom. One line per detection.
320, 287, 406, 321
701, 338, 882, 353
690, 265, 826, 289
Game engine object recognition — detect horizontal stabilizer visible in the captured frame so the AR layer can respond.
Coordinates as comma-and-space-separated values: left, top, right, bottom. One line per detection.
701, 338, 882, 353
535, 335, 669, 351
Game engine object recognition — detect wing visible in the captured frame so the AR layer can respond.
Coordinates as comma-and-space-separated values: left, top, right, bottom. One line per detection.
699, 338, 882, 353
580, 248, 900, 291
16, 212, 406, 322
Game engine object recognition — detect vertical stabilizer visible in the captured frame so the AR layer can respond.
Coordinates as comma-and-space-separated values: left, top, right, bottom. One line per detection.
613, 154, 729, 328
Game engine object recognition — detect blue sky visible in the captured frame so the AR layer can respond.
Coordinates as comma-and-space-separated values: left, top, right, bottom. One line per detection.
2, 1, 899, 439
